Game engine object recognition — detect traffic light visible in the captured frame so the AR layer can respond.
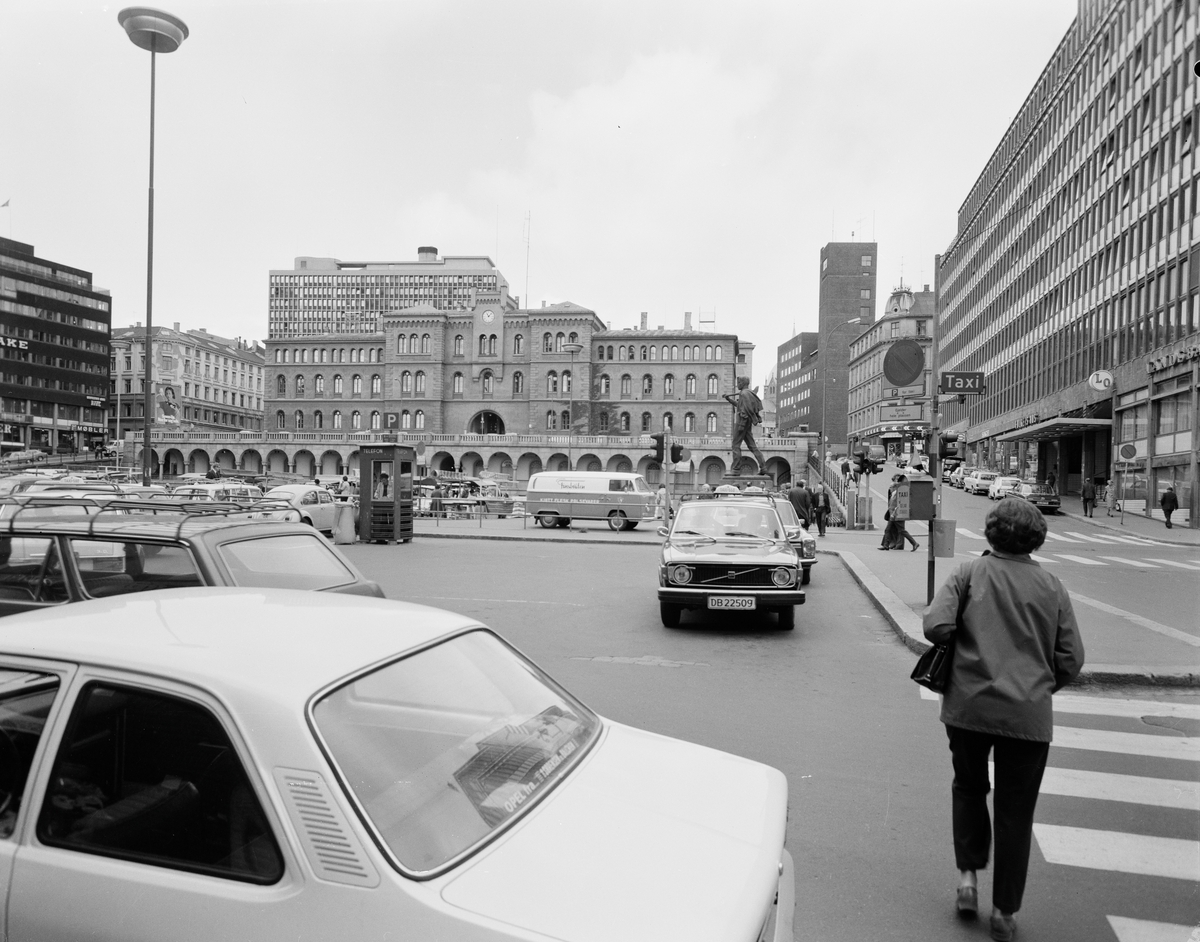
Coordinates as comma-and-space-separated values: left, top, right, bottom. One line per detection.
669, 442, 687, 463
869, 458, 885, 475
649, 433, 665, 463
939, 431, 961, 460
853, 450, 868, 475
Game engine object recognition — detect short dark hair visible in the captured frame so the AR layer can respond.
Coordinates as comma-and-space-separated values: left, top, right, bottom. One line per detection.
985, 497, 1047, 554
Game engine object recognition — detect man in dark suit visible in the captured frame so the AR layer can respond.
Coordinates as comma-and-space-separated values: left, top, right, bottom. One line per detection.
787, 481, 812, 528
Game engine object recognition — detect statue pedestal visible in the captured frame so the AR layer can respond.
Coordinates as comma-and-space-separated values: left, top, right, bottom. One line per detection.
718, 474, 774, 489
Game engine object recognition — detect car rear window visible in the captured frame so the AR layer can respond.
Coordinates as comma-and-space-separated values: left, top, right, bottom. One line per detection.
312, 630, 600, 876
217, 534, 355, 590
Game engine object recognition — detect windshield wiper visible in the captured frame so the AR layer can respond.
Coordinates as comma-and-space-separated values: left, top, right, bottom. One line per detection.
670, 528, 716, 543
723, 530, 771, 540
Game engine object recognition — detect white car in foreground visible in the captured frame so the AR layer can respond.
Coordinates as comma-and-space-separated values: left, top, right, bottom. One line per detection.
0, 589, 794, 942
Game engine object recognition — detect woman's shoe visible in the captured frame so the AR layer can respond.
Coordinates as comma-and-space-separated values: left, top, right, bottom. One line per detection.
955, 886, 978, 919
990, 911, 1016, 941
910, 543, 920, 552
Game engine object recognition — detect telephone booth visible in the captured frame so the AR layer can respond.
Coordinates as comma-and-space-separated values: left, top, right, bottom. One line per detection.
358, 444, 415, 543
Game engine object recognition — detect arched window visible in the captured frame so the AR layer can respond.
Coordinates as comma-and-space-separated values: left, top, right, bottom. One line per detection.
482, 371, 493, 395
454, 335, 464, 356
377, 348, 383, 362
606, 345, 614, 359
415, 371, 425, 395
333, 374, 343, 395
641, 412, 652, 432
300, 349, 309, 364
618, 345, 627, 360
640, 345, 648, 361
670, 345, 679, 359
599, 375, 611, 396
555, 332, 565, 352
663, 374, 674, 396
273, 350, 281, 363
649, 345, 657, 361
319, 349, 327, 363
415, 410, 425, 429
568, 332, 578, 344
401, 411, 411, 429
597, 345, 605, 360
453, 372, 464, 395
333, 410, 343, 429
352, 375, 362, 395
513, 334, 524, 355
371, 374, 381, 396
313, 410, 323, 429
547, 371, 559, 395
409, 334, 418, 353
488, 334, 497, 356
684, 412, 695, 432
512, 371, 524, 394
276, 375, 286, 395
479, 334, 488, 356
284, 350, 292, 364
275, 410, 285, 429
368, 348, 377, 363
294, 410, 305, 430
714, 344, 723, 360
421, 334, 431, 354
692, 345, 701, 360
314, 374, 325, 395
642, 375, 653, 396
562, 371, 571, 394
705, 345, 713, 361
685, 374, 696, 396
682, 346, 691, 361
707, 412, 718, 433
401, 371, 413, 394
620, 374, 631, 397
397, 335, 408, 355
350, 349, 359, 364
542, 332, 553, 353
337, 349, 346, 363
663, 412, 673, 430
370, 411, 381, 430
598, 412, 609, 432
620, 412, 630, 432
561, 410, 570, 429
351, 410, 362, 430
707, 374, 719, 396
546, 411, 557, 430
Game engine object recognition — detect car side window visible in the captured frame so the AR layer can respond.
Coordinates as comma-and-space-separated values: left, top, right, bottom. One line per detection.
301, 491, 318, 505
318, 490, 332, 503
0, 670, 61, 838
37, 682, 283, 884
67, 540, 204, 599
0, 537, 69, 604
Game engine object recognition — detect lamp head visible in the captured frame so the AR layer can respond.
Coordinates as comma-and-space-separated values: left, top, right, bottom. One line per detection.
118, 7, 189, 53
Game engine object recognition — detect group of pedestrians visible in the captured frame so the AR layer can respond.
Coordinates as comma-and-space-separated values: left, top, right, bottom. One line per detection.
785, 479, 830, 536
879, 473, 919, 551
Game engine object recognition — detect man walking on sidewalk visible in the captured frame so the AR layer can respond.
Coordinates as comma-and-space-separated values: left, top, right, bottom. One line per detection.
1081, 478, 1096, 517
1160, 486, 1179, 528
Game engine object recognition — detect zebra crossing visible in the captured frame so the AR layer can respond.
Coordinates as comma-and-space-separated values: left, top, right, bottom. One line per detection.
919, 525, 1200, 569
919, 688, 1200, 940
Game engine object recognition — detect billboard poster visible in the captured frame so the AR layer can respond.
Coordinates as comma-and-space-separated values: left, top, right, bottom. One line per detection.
156, 383, 180, 424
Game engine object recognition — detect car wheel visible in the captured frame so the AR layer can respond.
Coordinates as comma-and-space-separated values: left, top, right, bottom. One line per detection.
304, 516, 316, 527
777, 607, 795, 630
608, 510, 627, 531
660, 602, 682, 628
537, 512, 559, 529
801, 566, 811, 586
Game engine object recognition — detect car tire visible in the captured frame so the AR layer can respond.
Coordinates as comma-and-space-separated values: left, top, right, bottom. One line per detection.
608, 511, 627, 531
537, 512, 559, 529
801, 566, 811, 586
625, 522, 638, 530
777, 607, 795, 630
660, 602, 682, 628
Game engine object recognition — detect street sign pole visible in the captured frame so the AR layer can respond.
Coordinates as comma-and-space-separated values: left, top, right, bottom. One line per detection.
928, 256, 944, 605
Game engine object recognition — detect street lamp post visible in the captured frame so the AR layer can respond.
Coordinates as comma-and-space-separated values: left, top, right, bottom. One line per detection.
818, 317, 862, 462
118, 7, 189, 486
563, 342, 584, 470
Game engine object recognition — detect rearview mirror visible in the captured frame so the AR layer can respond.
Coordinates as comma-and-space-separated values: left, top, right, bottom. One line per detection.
657, 526, 670, 537
785, 526, 801, 540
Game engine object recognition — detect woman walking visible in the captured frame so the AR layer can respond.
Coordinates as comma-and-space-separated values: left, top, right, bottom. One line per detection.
923, 498, 1084, 941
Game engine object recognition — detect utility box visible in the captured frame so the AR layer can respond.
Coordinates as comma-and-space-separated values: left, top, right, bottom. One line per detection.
907, 479, 934, 520
358, 444, 415, 543
931, 518, 956, 558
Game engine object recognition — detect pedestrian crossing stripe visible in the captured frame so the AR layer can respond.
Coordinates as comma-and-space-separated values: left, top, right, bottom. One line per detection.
1065, 531, 1128, 544
1098, 556, 1161, 567
1054, 553, 1107, 565
1029, 553, 1056, 563
956, 527, 984, 539
1145, 558, 1200, 571
1101, 534, 1165, 546
1107, 916, 1197, 942
1067, 591, 1200, 647
1052, 694, 1200, 720
1052, 725, 1200, 762
1033, 824, 1200, 881
1037, 766, 1199, 811
1043, 532, 1084, 542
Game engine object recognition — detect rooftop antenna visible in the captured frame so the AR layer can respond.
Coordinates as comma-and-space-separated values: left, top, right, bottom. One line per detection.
523, 210, 531, 309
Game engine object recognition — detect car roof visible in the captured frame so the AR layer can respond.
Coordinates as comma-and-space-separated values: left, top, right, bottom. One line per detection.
0, 588, 476, 710
0, 512, 312, 542
266, 484, 317, 493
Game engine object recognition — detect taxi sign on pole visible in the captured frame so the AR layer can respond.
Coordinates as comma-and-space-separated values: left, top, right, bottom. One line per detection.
939, 371, 985, 394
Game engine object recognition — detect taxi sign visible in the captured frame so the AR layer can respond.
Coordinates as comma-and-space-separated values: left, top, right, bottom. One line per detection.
940, 371, 985, 394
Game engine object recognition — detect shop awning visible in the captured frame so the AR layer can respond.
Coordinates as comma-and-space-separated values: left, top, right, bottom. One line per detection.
992, 417, 1112, 443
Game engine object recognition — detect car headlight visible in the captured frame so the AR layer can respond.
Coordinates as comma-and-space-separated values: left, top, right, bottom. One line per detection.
670, 565, 693, 585
772, 567, 795, 587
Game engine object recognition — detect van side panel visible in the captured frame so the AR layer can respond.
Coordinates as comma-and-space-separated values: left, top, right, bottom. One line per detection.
526, 473, 657, 523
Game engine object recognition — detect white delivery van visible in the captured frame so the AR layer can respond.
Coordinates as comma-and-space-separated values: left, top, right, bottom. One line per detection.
525, 471, 656, 530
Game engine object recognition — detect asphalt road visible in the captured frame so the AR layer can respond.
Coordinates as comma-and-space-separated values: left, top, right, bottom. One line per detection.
343, 538, 1200, 942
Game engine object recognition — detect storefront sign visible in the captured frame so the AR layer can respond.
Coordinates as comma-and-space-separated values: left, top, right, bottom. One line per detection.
1, 338, 29, 350
1146, 344, 1200, 373
879, 404, 924, 422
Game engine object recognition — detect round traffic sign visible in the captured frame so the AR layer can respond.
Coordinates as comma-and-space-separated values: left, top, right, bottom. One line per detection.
1119, 443, 1137, 460
882, 339, 926, 387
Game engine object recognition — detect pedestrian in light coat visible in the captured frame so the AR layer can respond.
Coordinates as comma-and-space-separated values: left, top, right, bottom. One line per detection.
1160, 486, 1179, 528
924, 498, 1084, 941
811, 483, 830, 537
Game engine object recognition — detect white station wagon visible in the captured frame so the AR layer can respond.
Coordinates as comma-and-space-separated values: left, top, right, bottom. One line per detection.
0, 589, 794, 942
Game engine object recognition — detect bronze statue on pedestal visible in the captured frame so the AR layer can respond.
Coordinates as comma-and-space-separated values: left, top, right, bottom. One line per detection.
723, 377, 766, 475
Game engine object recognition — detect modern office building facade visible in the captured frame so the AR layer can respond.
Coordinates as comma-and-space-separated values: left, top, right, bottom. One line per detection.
0, 237, 110, 454
847, 284, 936, 457
776, 331, 818, 435
935, 0, 1198, 524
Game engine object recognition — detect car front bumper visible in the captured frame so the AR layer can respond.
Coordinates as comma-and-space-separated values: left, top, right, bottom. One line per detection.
658, 587, 806, 607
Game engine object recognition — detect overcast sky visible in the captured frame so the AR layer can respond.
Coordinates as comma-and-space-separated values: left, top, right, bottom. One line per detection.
2, 0, 1076, 384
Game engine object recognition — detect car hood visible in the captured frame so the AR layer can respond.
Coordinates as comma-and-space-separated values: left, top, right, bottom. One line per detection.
661, 539, 797, 566
440, 722, 787, 942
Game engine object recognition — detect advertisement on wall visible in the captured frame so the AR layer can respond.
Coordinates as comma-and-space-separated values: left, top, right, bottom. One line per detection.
156, 383, 180, 425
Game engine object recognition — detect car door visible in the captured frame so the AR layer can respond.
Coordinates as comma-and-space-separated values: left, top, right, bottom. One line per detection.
8, 673, 301, 942
0, 536, 73, 618
315, 488, 336, 531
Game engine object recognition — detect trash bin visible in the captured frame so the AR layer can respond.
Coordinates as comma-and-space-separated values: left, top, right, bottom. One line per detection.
333, 500, 356, 545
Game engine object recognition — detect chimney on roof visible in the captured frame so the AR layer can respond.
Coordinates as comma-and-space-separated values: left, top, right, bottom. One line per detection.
657, 325, 663, 330
173, 322, 179, 332
135, 321, 142, 328
924, 284, 930, 292
417, 246, 438, 262
640, 312, 648, 329
541, 300, 546, 308
684, 311, 692, 330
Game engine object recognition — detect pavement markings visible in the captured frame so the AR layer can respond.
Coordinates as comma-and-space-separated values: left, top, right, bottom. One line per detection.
1067, 591, 1200, 647
1052, 694, 1200, 720
1054, 553, 1108, 565
955, 527, 984, 540
1033, 824, 1200, 881
1037, 766, 1199, 811
1101, 534, 1166, 546
1107, 916, 1197, 942
1065, 531, 1128, 544
1098, 556, 1161, 567
1043, 532, 1085, 543
1145, 558, 1200, 571
1029, 553, 1057, 563
1052, 726, 1200, 761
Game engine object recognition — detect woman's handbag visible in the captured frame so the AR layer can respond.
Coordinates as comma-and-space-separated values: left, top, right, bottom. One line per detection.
884, 510, 891, 521
911, 577, 970, 693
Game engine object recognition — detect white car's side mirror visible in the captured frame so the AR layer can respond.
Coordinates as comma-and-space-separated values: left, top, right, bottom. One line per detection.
657, 526, 670, 537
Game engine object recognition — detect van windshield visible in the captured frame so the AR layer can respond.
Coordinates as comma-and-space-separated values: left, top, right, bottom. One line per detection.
632, 477, 650, 493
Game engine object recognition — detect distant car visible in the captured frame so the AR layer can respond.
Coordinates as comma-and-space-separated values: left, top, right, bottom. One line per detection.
942, 462, 961, 484
1016, 482, 1061, 514
658, 493, 804, 629
987, 476, 1023, 500
0, 589, 794, 942
949, 466, 967, 488
264, 484, 339, 533
964, 470, 999, 495
172, 482, 264, 503
772, 499, 819, 585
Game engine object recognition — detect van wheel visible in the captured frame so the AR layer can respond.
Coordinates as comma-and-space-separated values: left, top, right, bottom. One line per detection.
660, 602, 682, 628
608, 511, 627, 531
777, 607, 795, 630
537, 512, 559, 529
625, 522, 638, 530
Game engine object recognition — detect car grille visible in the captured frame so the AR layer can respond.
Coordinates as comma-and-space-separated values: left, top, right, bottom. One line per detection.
689, 565, 779, 588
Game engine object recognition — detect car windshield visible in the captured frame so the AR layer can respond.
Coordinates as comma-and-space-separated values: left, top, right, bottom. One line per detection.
997, 477, 1020, 487
672, 501, 785, 540
312, 630, 599, 875
1029, 484, 1057, 495
217, 534, 356, 589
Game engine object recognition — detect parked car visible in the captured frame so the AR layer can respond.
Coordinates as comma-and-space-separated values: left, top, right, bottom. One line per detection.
772, 499, 819, 585
0, 589, 794, 942
941, 461, 961, 484
264, 484, 339, 533
987, 476, 1023, 500
963, 470, 999, 495
1016, 482, 1061, 514
0, 506, 381, 618
949, 466, 968, 489
658, 493, 804, 629
172, 482, 265, 503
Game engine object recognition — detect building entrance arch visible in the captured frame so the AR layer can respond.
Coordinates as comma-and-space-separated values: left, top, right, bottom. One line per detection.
606, 454, 633, 473
763, 456, 790, 486
487, 452, 513, 477
213, 449, 236, 471
319, 450, 342, 476
188, 449, 210, 474
162, 448, 185, 477
576, 453, 602, 472
460, 451, 484, 476
467, 411, 505, 434
240, 449, 263, 473
266, 449, 289, 474
699, 456, 726, 485
294, 450, 316, 478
